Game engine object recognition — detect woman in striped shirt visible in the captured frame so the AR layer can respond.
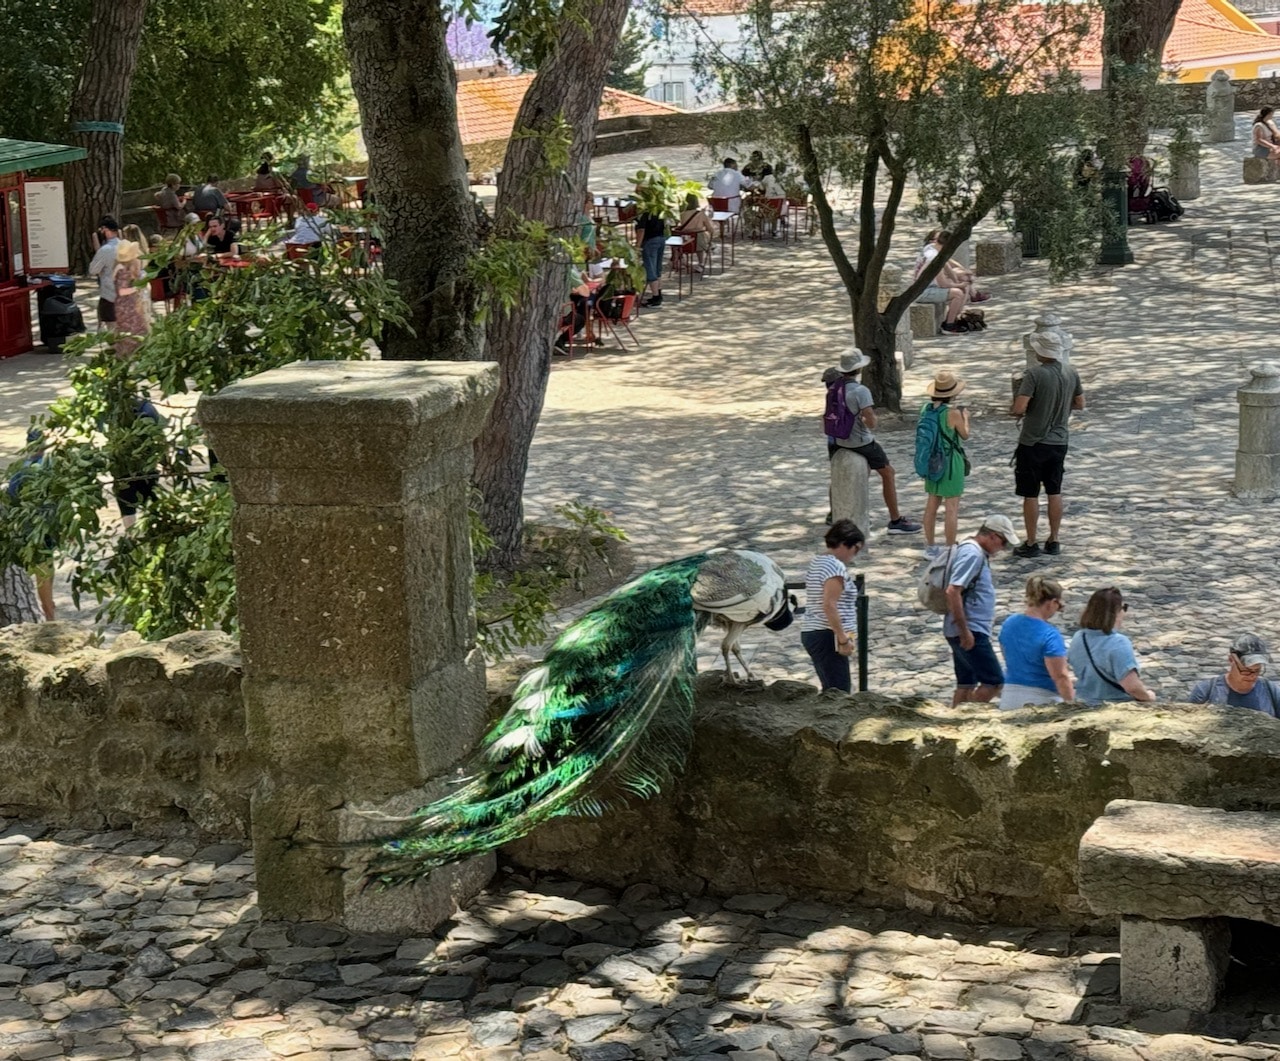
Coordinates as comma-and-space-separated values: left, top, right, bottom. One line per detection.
800, 519, 866, 692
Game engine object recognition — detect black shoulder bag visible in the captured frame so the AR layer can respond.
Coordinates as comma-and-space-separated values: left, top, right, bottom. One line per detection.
1079, 632, 1128, 694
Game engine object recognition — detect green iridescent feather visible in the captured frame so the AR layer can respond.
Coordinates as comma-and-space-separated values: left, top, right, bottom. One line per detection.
362, 554, 711, 885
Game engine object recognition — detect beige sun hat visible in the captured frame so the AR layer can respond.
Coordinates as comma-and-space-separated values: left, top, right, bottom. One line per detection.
1028, 330, 1064, 361
926, 370, 966, 399
979, 514, 1017, 547
114, 240, 141, 264
839, 347, 871, 374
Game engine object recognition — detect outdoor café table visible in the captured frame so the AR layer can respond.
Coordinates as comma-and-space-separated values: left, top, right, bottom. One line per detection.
711, 211, 736, 272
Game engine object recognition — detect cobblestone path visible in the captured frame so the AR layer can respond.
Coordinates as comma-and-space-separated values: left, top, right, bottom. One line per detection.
0, 823, 1276, 1061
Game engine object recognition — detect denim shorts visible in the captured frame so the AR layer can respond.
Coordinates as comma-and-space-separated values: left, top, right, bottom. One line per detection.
641, 237, 665, 283
946, 632, 1004, 688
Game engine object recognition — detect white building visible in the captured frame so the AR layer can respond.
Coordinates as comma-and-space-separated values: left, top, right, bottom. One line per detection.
641, 0, 749, 109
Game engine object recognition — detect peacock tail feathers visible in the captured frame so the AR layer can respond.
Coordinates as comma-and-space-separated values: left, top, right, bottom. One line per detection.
362, 554, 714, 886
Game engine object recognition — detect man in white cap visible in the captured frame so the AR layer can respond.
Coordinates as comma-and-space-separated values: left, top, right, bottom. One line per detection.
1187, 633, 1280, 716
944, 514, 1015, 705
828, 348, 922, 534
1009, 330, 1084, 557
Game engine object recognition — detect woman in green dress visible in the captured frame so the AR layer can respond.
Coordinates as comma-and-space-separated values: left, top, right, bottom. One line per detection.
921, 370, 970, 554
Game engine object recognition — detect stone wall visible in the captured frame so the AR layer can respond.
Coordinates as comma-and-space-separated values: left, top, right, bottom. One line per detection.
3, 633, 1279, 928
0, 624, 252, 838
506, 677, 1280, 928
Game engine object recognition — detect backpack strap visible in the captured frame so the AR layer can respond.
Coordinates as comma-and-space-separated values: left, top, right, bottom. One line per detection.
1079, 632, 1128, 693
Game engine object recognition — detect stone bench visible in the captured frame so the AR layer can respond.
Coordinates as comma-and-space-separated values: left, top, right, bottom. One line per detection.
1243, 156, 1280, 184
975, 235, 1021, 276
1078, 799, 1280, 1011
909, 301, 944, 338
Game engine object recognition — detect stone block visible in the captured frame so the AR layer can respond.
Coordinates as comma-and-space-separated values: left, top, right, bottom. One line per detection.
1078, 799, 1280, 925
975, 237, 1021, 276
909, 301, 944, 339
1243, 156, 1270, 184
199, 360, 500, 930
829, 448, 870, 530
1118, 916, 1230, 1011
1236, 363, 1280, 499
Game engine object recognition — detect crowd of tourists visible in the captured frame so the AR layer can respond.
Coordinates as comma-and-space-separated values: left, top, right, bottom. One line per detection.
802, 329, 1279, 719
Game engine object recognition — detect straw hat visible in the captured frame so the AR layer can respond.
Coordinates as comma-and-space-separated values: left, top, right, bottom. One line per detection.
926, 370, 965, 399
115, 240, 141, 264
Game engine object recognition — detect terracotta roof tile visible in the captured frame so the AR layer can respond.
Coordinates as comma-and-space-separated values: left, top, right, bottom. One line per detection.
456, 74, 682, 145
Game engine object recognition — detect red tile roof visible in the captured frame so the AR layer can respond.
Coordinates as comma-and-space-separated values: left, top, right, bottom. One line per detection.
456, 74, 682, 145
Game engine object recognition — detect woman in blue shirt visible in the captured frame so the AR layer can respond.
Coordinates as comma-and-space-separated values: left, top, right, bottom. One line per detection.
998, 575, 1073, 708
1067, 587, 1157, 704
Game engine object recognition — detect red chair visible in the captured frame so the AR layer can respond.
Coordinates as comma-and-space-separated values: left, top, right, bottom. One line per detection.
148, 276, 183, 313
554, 300, 585, 358
786, 196, 812, 241
708, 196, 731, 213
596, 294, 639, 350
284, 242, 314, 261
296, 187, 317, 208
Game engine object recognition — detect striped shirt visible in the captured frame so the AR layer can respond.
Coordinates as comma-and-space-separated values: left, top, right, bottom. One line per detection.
801, 554, 857, 633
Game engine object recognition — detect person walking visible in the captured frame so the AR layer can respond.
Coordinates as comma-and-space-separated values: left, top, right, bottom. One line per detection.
943, 514, 1015, 705
111, 241, 151, 358
1067, 587, 1157, 704
828, 349, 922, 535
800, 519, 865, 692
1186, 633, 1280, 716
87, 216, 121, 330
635, 206, 667, 308
1010, 330, 1084, 557
997, 575, 1073, 708
919, 370, 969, 554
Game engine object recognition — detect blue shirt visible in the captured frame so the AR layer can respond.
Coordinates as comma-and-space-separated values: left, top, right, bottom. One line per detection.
942, 540, 995, 638
999, 613, 1066, 691
1068, 630, 1139, 703
1187, 676, 1280, 717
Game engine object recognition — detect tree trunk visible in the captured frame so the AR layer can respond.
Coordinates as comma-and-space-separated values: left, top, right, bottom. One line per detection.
1100, 0, 1182, 161
64, 0, 148, 274
472, 0, 631, 568
343, 0, 480, 360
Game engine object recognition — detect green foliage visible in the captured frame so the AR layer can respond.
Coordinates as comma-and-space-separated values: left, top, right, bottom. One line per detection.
631, 162, 701, 223
0, 0, 346, 187
473, 501, 628, 660
606, 13, 652, 96
2, 223, 410, 638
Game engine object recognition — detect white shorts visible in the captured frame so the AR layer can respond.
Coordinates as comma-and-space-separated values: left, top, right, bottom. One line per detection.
915, 286, 949, 305
998, 683, 1063, 710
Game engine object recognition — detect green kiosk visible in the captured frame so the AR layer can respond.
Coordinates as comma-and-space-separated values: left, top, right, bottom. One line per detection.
0, 138, 87, 358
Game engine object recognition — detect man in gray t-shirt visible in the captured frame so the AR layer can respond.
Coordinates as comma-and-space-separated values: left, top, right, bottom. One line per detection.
1009, 331, 1083, 557
827, 348, 921, 534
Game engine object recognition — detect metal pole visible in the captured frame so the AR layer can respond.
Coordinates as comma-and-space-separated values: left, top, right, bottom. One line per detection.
855, 573, 868, 692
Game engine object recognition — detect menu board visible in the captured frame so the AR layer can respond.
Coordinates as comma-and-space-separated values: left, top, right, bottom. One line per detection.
24, 181, 69, 272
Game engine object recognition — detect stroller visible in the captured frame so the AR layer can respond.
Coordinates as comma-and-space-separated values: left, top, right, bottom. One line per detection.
1127, 156, 1183, 224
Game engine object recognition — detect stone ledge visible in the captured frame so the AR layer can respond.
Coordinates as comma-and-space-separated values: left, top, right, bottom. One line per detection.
1078, 799, 1280, 925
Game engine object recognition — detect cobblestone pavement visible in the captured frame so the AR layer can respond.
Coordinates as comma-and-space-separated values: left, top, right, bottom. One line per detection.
2, 820, 1278, 1061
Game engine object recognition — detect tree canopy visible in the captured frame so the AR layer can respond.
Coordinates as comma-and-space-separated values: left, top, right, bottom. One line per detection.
0, 0, 345, 187
695, 0, 1108, 409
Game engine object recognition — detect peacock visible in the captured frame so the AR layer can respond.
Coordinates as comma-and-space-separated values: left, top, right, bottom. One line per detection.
361, 548, 791, 885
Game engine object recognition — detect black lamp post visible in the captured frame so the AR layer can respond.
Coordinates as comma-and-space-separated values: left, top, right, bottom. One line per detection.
1097, 167, 1133, 266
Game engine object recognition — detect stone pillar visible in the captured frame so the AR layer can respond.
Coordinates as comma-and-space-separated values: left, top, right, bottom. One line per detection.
1206, 71, 1236, 143
199, 360, 499, 932
1235, 363, 1280, 498
1169, 154, 1201, 201
830, 448, 870, 531
1119, 916, 1231, 1011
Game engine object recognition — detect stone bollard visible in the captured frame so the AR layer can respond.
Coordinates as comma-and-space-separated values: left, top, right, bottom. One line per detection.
200, 360, 500, 931
1206, 70, 1236, 143
1235, 363, 1280, 499
830, 447, 870, 530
